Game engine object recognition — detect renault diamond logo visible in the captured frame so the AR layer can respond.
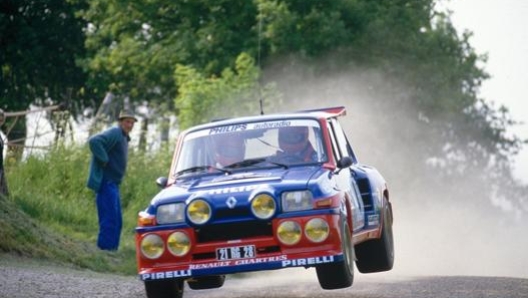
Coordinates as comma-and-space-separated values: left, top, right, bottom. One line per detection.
226, 196, 237, 209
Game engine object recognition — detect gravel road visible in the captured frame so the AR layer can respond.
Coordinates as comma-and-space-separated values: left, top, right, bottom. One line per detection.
0, 255, 143, 298
2, 254, 528, 298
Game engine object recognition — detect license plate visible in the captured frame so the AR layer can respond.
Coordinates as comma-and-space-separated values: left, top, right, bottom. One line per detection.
216, 245, 256, 260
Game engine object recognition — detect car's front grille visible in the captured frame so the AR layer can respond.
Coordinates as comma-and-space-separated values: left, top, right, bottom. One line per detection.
214, 208, 251, 219
195, 220, 273, 243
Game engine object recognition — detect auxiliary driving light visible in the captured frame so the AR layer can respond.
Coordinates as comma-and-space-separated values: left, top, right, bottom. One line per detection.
305, 218, 330, 243
167, 231, 191, 257
277, 220, 302, 245
140, 234, 164, 259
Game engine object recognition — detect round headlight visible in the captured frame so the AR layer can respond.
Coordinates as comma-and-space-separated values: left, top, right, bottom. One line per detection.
167, 231, 191, 257
140, 234, 164, 259
305, 218, 330, 243
187, 199, 211, 225
277, 220, 301, 245
251, 194, 276, 219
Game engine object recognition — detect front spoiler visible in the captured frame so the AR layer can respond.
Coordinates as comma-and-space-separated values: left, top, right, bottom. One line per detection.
139, 253, 344, 281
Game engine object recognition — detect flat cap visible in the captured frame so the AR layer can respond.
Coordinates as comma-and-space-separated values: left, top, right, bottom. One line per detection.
118, 110, 138, 122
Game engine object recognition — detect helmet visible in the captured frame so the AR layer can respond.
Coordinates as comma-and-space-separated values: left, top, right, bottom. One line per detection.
213, 133, 246, 167
278, 126, 309, 153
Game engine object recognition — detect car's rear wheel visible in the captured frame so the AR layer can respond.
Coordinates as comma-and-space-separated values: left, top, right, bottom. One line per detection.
187, 275, 226, 290
315, 217, 354, 289
144, 278, 184, 298
355, 196, 394, 273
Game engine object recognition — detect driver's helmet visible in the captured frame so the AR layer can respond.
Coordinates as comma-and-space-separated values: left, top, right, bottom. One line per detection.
212, 133, 246, 167
278, 126, 309, 154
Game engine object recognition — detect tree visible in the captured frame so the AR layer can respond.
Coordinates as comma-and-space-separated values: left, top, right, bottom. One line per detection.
81, 0, 260, 108
0, 0, 89, 158
175, 53, 280, 129
254, 0, 526, 216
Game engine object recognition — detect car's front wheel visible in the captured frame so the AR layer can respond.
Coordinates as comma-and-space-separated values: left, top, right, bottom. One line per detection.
144, 278, 184, 298
315, 217, 354, 289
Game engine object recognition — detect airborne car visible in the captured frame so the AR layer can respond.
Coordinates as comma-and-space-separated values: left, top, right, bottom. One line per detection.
135, 106, 394, 298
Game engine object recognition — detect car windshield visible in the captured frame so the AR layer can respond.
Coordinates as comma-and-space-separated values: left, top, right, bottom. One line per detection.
173, 119, 326, 177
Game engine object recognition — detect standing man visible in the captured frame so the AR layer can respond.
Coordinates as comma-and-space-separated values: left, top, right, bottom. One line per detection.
87, 110, 137, 251
0, 109, 8, 197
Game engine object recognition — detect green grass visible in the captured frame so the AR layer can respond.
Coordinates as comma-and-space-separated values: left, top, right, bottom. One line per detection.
0, 144, 172, 275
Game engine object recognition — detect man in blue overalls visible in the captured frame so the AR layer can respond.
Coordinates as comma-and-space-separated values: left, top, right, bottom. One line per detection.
87, 110, 137, 251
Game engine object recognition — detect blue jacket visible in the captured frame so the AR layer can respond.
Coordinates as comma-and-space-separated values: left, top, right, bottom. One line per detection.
87, 126, 130, 192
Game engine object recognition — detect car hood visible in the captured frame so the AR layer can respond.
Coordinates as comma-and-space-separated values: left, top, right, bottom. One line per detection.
151, 166, 324, 206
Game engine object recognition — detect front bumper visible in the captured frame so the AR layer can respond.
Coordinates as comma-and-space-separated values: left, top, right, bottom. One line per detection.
139, 252, 344, 281
136, 213, 345, 281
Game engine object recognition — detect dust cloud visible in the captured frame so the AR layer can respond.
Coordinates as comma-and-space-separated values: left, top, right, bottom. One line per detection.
254, 59, 528, 280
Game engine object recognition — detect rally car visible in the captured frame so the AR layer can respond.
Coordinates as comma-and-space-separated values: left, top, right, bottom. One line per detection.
135, 106, 394, 298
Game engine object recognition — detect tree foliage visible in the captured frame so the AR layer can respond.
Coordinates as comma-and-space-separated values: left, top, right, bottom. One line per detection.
0, 0, 89, 155
0, 0, 89, 110
81, 0, 260, 107
175, 53, 280, 129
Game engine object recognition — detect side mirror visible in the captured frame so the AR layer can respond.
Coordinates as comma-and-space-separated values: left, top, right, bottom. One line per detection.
337, 156, 353, 169
334, 156, 353, 174
156, 177, 168, 188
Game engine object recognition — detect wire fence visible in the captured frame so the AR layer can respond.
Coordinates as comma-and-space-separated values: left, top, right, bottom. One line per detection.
2, 105, 179, 160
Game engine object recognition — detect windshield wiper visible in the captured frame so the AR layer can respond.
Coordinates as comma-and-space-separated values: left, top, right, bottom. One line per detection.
225, 158, 289, 169
266, 160, 289, 169
224, 158, 267, 169
175, 165, 231, 176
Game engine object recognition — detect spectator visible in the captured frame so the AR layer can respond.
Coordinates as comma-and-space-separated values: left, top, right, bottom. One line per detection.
86, 110, 137, 251
0, 109, 8, 196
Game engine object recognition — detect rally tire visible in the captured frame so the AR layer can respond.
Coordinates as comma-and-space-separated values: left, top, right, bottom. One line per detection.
355, 197, 394, 273
144, 278, 184, 298
187, 275, 226, 290
315, 218, 354, 289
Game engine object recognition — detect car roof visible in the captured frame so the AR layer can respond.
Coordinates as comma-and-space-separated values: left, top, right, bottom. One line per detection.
183, 106, 347, 134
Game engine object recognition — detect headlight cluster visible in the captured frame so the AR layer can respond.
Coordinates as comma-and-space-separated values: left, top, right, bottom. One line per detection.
140, 231, 191, 259
277, 218, 329, 245
281, 190, 313, 212
156, 203, 185, 224
156, 190, 311, 226
156, 199, 212, 225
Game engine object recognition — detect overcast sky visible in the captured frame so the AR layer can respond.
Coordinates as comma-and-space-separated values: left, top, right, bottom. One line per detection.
446, 0, 528, 183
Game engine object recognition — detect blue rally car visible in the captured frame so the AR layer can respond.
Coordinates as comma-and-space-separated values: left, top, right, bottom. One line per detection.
135, 106, 394, 298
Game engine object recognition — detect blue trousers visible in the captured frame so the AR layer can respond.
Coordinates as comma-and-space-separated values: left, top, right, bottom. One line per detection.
96, 181, 122, 251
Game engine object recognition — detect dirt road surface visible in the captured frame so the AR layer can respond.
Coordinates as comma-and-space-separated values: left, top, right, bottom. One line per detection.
1, 255, 527, 298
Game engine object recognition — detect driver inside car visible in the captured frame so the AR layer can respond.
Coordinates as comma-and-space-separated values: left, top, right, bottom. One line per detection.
212, 133, 246, 167
277, 126, 317, 162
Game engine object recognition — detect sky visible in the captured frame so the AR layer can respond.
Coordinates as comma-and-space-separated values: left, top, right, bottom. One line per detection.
446, 0, 528, 183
